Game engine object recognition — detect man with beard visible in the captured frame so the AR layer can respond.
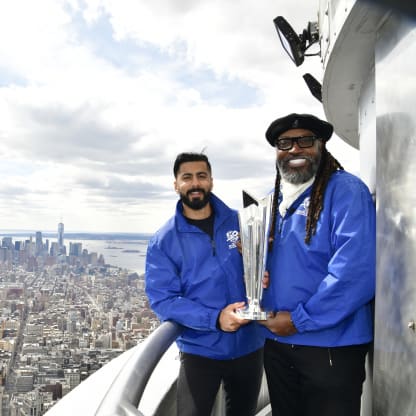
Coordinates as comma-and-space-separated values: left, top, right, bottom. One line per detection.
145, 152, 264, 416
259, 114, 375, 416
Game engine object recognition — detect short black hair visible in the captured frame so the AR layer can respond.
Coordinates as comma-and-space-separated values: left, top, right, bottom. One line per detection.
173, 152, 212, 177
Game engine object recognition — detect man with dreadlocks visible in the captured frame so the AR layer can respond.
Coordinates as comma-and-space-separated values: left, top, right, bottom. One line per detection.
259, 113, 375, 416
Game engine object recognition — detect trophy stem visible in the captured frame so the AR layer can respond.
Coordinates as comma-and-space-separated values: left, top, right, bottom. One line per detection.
237, 299, 267, 320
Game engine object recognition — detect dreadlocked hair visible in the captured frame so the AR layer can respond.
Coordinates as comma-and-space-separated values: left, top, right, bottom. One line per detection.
268, 172, 282, 252
268, 146, 344, 251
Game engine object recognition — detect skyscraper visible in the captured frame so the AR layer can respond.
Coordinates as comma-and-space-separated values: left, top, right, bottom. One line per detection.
35, 231, 43, 256
58, 222, 64, 249
69, 242, 82, 257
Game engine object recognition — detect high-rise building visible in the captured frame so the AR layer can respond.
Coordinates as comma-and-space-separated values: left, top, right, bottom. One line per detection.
58, 222, 64, 249
0, 247, 7, 262
35, 231, 43, 255
50, 242, 60, 257
1, 237, 13, 249
69, 242, 82, 256
25, 240, 36, 257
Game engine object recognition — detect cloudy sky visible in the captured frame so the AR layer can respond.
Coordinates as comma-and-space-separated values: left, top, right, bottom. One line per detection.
0, 0, 358, 234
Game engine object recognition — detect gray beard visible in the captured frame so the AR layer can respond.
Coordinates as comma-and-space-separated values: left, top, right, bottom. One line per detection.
277, 154, 321, 184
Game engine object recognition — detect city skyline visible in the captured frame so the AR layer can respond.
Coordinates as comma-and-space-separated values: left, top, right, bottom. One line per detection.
0, 1, 359, 234
0, 229, 152, 238
1, 222, 150, 275
0, 225, 107, 269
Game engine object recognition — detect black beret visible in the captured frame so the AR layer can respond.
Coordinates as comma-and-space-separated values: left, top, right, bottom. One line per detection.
265, 113, 334, 146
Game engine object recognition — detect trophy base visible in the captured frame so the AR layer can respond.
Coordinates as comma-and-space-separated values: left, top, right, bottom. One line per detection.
237, 307, 267, 320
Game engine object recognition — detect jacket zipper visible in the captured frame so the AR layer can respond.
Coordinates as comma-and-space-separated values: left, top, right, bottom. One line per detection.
211, 239, 216, 256
278, 217, 284, 234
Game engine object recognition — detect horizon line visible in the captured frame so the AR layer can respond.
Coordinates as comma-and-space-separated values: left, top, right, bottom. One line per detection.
0, 230, 152, 237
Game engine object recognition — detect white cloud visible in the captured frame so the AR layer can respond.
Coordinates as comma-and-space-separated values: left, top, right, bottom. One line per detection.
0, 0, 358, 233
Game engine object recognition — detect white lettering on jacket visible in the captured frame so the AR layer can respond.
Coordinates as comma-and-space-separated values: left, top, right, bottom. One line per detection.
226, 230, 239, 249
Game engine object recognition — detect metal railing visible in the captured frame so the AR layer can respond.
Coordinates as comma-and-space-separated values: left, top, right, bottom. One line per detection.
94, 320, 271, 416
94, 321, 182, 416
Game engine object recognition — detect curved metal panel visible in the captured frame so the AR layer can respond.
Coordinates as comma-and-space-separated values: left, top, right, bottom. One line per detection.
320, 1, 385, 148
374, 14, 416, 416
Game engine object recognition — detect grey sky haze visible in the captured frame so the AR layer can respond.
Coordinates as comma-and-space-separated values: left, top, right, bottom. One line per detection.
0, 0, 358, 233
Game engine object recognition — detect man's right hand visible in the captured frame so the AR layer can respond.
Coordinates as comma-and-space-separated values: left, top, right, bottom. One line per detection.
218, 302, 250, 332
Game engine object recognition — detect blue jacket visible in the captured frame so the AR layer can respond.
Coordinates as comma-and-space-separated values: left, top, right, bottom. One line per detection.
145, 193, 264, 359
262, 171, 376, 347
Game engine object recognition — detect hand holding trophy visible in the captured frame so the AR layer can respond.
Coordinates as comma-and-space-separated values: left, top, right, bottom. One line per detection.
237, 190, 273, 320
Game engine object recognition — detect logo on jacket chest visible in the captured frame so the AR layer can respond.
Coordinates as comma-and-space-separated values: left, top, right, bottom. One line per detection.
295, 197, 310, 216
226, 230, 239, 249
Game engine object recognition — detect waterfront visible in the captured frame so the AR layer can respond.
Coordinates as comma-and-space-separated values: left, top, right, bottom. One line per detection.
71, 239, 148, 274
0, 233, 149, 275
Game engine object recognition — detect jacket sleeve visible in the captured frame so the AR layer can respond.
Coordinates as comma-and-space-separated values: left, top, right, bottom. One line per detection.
291, 180, 376, 332
145, 240, 220, 332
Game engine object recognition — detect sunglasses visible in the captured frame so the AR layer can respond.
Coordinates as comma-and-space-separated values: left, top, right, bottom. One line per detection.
275, 135, 320, 151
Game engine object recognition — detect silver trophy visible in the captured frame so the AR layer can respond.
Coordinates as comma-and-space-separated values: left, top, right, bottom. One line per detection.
237, 190, 273, 320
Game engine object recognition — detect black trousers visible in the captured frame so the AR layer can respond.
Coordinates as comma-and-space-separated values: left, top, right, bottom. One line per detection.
177, 348, 263, 416
264, 339, 369, 416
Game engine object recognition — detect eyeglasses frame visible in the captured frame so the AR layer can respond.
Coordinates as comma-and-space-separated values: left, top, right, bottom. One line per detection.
275, 135, 320, 151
